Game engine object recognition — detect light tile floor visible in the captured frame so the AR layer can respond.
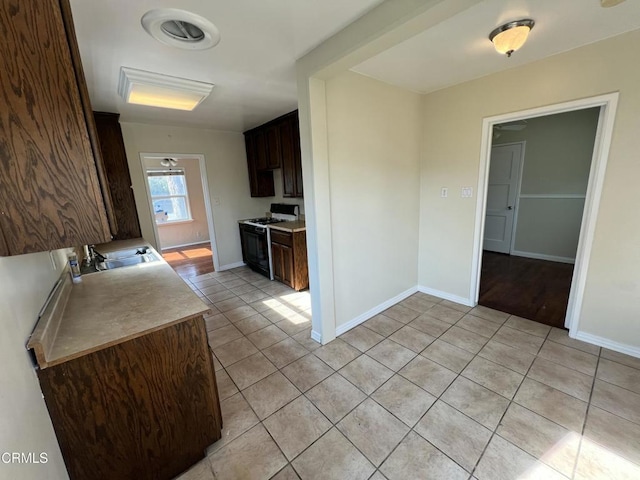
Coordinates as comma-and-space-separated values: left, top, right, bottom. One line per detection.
175, 266, 640, 480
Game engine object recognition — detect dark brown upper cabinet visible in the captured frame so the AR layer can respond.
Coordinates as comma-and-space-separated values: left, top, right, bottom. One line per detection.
244, 134, 276, 197
0, 0, 115, 255
281, 111, 304, 198
265, 124, 282, 170
93, 112, 142, 240
244, 110, 303, 198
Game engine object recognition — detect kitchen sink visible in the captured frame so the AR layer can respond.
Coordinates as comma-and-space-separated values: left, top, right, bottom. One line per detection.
101, 246, 152, 260
98, 255, 158, 270
91, 246, 160, 272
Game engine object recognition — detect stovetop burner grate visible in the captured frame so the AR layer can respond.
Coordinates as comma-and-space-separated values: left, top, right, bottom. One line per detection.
245, 217, 284, 225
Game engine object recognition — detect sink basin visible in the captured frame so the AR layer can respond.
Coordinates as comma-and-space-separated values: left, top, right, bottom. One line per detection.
101, 246, 152, 260
98, 254, 158, 270
92, 246, 160, 271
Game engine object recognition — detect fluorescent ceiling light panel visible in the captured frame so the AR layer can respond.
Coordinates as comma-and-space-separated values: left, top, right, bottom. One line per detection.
118, 67, 214, 111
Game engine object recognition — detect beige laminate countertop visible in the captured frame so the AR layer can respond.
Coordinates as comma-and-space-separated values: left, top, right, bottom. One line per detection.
268, 220, 306, 233
29, 239, 210, 368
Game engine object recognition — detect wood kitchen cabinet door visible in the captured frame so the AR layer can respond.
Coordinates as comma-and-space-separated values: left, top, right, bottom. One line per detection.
37, 317, 221, 480
293, 116, 304, 198
280, 118, 297, 197
280, 243, 294, 287
265, 123, 282, 170
0, 0, 112, 255
281, 111, 303, 198
271, 241, 294, 288
244, 132, 275, 197
93, 112, 142, 240
272, 242, 284, 283
271, 229, 307, 290
254, 130, 269, 171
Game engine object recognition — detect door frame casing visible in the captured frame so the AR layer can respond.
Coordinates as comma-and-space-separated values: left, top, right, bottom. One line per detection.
139, 153, 221, 271
484, 141, 526, 255
470, 93, 619, 336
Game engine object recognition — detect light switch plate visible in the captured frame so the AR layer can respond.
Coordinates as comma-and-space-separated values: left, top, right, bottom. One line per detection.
461, 187, 473, 198
441, 187, 448, 198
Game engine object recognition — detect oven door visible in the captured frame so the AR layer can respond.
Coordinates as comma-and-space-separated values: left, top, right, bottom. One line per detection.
240, 224, 270, 277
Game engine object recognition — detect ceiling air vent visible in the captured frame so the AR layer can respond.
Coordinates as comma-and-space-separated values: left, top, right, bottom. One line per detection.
141, 9, 220, 50
161, 21, 205, 43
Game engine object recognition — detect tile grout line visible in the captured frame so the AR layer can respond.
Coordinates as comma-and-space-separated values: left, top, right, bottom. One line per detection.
570, 349, 603, 480
468, 324, 554, 479
307, 301, 572, 477
349, 301, 521, 476
196, 280, 634, 480
326, 300, 499, 476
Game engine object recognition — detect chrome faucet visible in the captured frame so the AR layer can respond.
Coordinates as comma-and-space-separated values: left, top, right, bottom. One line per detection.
85, 245, 103, 265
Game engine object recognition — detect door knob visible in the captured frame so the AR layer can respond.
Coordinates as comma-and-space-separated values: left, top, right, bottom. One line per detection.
507, 206, 513, 210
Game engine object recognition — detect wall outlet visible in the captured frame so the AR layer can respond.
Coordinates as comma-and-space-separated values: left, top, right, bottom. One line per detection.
196, 231, 202, 239
441, 187, 448, 198
461, 187, 473, 198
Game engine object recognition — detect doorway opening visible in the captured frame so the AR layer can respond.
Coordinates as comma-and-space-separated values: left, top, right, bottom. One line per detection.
479, 109, 600, 328
139, 153, 220, 277
471, 93, 619, 336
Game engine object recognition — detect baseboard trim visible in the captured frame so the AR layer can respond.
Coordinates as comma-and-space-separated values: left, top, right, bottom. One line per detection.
335, 286, 418, 337
161, 241, 211, 251
511, 250, 575, 264
311, 330, 322, 344
417, 286, 474, 307
573, 331, 640, 359
218, 261, 246, 271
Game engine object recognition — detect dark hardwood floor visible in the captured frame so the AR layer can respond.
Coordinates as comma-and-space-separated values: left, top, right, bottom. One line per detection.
162, 243, 215, 279
479, 251, 574, 329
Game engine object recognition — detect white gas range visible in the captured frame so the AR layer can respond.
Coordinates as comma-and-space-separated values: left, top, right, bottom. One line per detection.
239, 204, 299, 279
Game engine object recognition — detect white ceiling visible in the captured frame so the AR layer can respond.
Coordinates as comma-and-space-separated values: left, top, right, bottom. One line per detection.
70, 0, 385, 131
71, 0, 640, 133
352, 0, 640, 94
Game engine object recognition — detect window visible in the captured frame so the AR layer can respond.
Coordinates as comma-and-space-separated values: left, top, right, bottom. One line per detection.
147, 168, 191, 224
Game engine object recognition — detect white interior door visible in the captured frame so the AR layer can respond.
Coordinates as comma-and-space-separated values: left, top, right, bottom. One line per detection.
483, 143, 523, 253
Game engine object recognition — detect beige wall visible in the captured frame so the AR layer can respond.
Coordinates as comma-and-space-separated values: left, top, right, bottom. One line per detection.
419, 29, 640, 346
143, 157, 210, 250
121, 122, 275, 268
325, 71, 422, 327
494, 108, 599, 260
0, 251, 70, 480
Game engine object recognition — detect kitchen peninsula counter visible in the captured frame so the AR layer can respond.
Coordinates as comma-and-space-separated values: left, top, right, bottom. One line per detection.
27, 238, 221, 480
268, 220, 306, 232
29, 238, 210, 368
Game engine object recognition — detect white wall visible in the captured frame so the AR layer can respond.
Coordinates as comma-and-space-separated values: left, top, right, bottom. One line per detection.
121, 123, 274, 269
494, 108, 599, 260
143, 157, 210, 250
0, 251, 70, 480
325, 71, 421, 328
419, 29, 640, 348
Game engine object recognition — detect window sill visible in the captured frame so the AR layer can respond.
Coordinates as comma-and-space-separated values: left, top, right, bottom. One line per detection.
156, 219, 194, 227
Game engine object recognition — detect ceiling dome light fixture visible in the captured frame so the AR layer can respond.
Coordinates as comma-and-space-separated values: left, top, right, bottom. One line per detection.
160, 158, 178, 167
489, 19, 535, 57
141, 8, 220, 50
